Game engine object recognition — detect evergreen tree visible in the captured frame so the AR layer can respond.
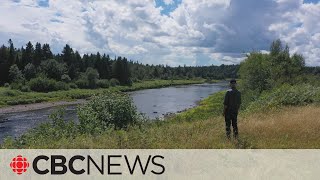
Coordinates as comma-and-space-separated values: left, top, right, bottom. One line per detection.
42, 43, 53, 60
8, 39, 15, 65
33, 42, 42, 66
22, 41, 34, 67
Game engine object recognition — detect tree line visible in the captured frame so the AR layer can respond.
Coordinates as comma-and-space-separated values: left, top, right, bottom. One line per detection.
239, 39, 320, 94
0, 39, 239, 92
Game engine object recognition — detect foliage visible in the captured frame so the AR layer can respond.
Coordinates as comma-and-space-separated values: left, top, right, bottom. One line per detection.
245, 84, 320, 113
75, 77, 88, 89
8, 64, 24, 83
86, 67, 99, 89
20, 85, 31, 92
28, 76, 57, 92
61, 74, 71, 83
75, 68, 99, 89
239, 52, 271, 93
55, 81, 70, 91
23, 63, 36, 80
9, 82, 23, 90
112, 57, 131, 85
1, 39, 240, 90
97, 79, 110, 88
239, 39, 306, 92
69, 83, 78, 89
110, 78, 120, 86
40, 59, 67, 81
0, 79, 205, 108
78, 92, 141, 133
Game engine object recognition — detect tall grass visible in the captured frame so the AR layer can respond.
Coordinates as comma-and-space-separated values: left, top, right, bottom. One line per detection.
244, 84, 320, 113
240, 106, 320, 148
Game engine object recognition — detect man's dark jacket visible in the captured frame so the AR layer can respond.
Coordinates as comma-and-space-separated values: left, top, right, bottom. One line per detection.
224, 88, 241, 113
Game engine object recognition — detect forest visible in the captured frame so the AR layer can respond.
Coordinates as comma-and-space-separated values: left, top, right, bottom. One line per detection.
0, 39, 239, 92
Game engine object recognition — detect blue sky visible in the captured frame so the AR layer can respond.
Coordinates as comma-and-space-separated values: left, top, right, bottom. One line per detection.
0, 0, 320, 66
304, 0, 320, 3
155, 0, 182, 15
37, 0, 49, 7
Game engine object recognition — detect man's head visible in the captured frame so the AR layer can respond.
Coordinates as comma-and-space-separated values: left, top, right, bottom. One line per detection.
229, 79, 237, 89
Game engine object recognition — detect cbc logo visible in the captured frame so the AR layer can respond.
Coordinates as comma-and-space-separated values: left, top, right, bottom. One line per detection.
10, 155, 30, 175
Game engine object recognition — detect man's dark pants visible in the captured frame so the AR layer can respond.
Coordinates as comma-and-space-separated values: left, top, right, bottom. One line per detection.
225, 111, 238, 138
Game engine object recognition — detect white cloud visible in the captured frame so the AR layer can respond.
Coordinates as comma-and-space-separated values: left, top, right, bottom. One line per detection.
163, 0, 174, 5
0, 0, 320, 66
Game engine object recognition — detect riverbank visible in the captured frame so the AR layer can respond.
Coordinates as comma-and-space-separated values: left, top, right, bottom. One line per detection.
0, 79, 209, 109
0, 99, 85, 114
2, 84, 319, 149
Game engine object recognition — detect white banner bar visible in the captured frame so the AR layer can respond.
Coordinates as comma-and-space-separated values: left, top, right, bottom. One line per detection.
0, 150, 319, 180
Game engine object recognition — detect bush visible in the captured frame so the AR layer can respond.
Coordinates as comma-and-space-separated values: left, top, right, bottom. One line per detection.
75, 77, 88, 89
97, 79, 110, 88
28, 77, 57, 92
110, 78, 120, 87
20, 85, 31, 92
69, 83, 78, 89
75, 68, 99, 89
23, 63, 36, 80
61, 74, 71, 83
9, 82, 31, 92
9, 64, 24, 83
55, 81, 70, 91
10, 82, 23, 90
77, 92, 141, 134
40, 59, 67, 80
1, 89, 20, 97
86, 68, 99, 89
245, 84, 320, 113
4, 83, 10, 87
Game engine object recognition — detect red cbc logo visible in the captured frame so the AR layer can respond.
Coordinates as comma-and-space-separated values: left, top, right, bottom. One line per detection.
10, 155, 30, 175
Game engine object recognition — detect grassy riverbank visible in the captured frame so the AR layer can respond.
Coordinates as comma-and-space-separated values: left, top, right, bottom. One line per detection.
2, 84, 320, 149
0, 79, 207, 108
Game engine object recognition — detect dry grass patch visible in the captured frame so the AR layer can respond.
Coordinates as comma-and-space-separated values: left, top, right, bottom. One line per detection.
239, 105, 320, 148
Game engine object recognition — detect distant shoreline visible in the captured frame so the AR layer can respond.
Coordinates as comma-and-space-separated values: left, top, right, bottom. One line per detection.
0, 80, 224, 114
0, 99, 86, 114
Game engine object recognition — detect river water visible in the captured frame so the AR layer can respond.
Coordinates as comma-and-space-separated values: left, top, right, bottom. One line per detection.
0, 82, 227, 143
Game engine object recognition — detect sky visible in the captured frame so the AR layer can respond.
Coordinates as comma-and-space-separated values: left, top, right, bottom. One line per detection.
0, 0, 320, 66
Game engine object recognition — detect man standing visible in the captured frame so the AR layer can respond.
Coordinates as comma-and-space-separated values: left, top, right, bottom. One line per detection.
223, 79, 241, 139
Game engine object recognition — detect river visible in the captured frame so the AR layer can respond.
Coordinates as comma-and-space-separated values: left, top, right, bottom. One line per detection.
0, 82, 227, 143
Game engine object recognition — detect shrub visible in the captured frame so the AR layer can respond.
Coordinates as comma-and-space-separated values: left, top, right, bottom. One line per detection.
20, 85, 31, 92
97, 79, 110, 88
110, 78, 120, 87
86, 68, 99, 89
10, 82, 23, 90
75, 77, 88, 89
77, 92, 141, 134
40, 59, 67, 80
4, 83, 10, 87
75, 68, 99, 89
9, 64, 24, 83
23, 63, 36, 80
28, 77, 57, 92
61, 74, 71, 83
55, 81, 70, 91
1, 89, 20, 97
245, 84, 320, 113
69, 83, 78, 89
